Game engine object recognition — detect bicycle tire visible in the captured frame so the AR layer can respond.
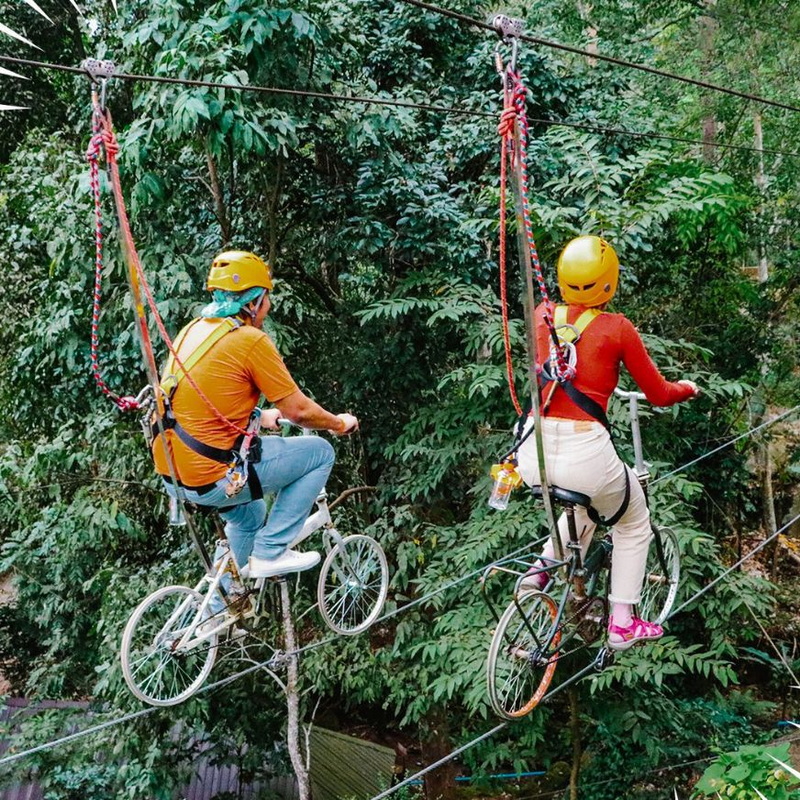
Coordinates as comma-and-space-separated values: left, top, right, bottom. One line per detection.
637, 525, 680, 625
486, 590, 561, 719
120, 584, 218, 706
317, 534, 389, 635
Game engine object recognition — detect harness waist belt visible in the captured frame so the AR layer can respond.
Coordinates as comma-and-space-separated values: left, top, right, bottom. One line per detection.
151, 413, 241, 464
160, 474, 218, 495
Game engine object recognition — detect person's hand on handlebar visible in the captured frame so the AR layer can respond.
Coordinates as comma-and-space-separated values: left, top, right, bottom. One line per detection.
677, 379, 700, 398
335, 413, 359, 435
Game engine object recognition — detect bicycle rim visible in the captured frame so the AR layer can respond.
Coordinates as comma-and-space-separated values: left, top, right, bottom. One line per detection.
486, 591, 560, 719
638, 525, 680, 625
120, 585, 218, 706
317, 534, 389, 635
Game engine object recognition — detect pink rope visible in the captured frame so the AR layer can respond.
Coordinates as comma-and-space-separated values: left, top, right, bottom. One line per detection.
90, 100, 247, 436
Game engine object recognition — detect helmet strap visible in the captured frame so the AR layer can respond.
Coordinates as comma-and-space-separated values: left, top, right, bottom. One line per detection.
244, 289, 269, 323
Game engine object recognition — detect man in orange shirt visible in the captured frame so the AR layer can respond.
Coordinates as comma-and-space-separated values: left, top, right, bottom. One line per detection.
154, 251, 358, 579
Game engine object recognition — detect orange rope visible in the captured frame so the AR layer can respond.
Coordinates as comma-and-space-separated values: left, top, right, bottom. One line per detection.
498, 99, 522, 416
92, 100, 247, 437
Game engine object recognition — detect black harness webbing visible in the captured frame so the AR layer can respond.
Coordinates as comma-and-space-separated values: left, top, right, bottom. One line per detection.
587, 466, 630, 528
538, 369, 612, 432
164, 414, 241, 464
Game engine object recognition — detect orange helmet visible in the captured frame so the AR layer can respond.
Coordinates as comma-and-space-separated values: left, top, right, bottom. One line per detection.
557, 236, 619, 307
206, 251, 273, 292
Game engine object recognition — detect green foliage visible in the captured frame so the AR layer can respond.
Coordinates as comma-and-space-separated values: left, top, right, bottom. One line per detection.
694, 742, 800, 799
0, 0, 799, 797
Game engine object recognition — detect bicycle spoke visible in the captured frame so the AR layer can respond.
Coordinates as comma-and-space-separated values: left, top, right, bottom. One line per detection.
121, 586, 218, 706
487, 592, 560, 719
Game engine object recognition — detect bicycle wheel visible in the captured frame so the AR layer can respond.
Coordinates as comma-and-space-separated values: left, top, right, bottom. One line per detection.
638, 525, 680, 625
120, 585, 218, 706
486, 591, 561, 719
317, 534, 389, 635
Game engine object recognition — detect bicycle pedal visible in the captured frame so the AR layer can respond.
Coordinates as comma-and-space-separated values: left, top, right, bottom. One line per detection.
594, 647, 615, 670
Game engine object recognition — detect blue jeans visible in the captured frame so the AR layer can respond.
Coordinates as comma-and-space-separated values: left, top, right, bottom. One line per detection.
164, 435, 335, 567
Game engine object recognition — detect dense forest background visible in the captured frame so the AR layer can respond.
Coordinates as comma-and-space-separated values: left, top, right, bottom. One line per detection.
1, 0, 800, 797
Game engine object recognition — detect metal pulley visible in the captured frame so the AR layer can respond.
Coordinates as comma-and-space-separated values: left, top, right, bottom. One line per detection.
81, 57, 116, 108
491, 15, 524, 79
491, 14, 524, 41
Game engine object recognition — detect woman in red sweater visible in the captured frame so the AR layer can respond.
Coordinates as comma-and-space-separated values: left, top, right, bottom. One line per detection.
517, 235, 698, 650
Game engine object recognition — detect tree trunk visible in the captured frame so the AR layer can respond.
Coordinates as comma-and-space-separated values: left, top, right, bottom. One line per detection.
206, 143, 232, 245
568, 687, 581, 800
280, 579, 312, 800
699, 0, 718, 163
577, 2, 597, 63
267, 156, 284, 269
421, 707, 457, 800
764, 441, 780, 580
753, 110, 769, 282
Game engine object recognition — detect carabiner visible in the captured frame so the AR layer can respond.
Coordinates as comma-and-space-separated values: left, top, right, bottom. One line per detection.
80, 57, 116, 111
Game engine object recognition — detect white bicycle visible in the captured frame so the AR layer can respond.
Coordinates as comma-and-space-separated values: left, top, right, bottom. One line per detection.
120, 425, 389, 706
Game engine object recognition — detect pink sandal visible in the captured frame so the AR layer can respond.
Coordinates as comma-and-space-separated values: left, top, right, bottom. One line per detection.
607, 616, 663, 651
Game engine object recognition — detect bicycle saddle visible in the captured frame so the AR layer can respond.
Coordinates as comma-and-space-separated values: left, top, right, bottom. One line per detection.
531, 484, 592, 509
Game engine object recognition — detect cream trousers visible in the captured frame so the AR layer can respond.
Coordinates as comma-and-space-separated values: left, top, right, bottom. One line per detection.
517, 417, 651, 605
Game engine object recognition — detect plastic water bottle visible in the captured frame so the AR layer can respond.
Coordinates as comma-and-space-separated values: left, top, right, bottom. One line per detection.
488, 468, 514, 511
168, 495, 186, 526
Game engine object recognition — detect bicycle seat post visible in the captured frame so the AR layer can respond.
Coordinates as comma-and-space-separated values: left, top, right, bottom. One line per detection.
564, 503, 587, 600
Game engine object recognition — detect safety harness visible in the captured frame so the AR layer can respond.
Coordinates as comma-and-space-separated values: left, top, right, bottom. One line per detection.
146, 318, 264, 501
539, 305, 611, 432
515, 304, 631, 527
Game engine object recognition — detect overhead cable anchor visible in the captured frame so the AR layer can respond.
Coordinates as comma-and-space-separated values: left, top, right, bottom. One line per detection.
81, 57, 116, 109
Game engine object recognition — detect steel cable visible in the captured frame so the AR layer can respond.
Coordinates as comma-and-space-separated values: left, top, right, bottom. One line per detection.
366, 510, 800, 800
0, 55, 798, 158
3, 412, 798, 770
394, 0, 800, 115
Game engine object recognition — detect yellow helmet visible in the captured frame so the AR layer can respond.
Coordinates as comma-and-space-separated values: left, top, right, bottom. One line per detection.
557, 236, 619, 307
206, 250, 273, 292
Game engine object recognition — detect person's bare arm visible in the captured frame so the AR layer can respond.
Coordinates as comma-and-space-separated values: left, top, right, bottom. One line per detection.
270, 389, 358, 434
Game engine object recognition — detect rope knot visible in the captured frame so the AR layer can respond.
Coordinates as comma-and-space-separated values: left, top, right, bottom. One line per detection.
497, 107, 517, 139
101, 127, 120, 158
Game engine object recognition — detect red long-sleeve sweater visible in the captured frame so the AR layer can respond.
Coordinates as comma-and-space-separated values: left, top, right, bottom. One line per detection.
535, 303, 694, 420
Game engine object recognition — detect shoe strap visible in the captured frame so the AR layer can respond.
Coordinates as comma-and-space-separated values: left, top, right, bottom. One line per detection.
608, 617, 662, 638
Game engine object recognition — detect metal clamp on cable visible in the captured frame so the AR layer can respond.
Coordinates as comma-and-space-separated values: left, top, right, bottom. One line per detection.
491, 14, 524, 41
491, 15, 523, 80
81, 58, 116, 108
81, 57, 116, 81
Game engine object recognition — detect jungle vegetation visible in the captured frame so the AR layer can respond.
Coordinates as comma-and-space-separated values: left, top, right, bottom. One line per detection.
0, 0, 799, 798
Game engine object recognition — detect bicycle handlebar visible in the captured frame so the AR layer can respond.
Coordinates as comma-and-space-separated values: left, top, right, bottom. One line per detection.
275, 417, 317, 436
613, 387, 646, 401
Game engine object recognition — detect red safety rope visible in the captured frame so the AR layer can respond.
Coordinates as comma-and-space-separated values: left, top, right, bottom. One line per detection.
87, 99, 247, 437
86, 116, 140, 412
496, 65, 574, 416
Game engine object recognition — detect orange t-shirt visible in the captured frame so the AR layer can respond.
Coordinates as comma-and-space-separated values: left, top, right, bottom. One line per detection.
153, 319, 298, 486
535, 303, 694, 420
